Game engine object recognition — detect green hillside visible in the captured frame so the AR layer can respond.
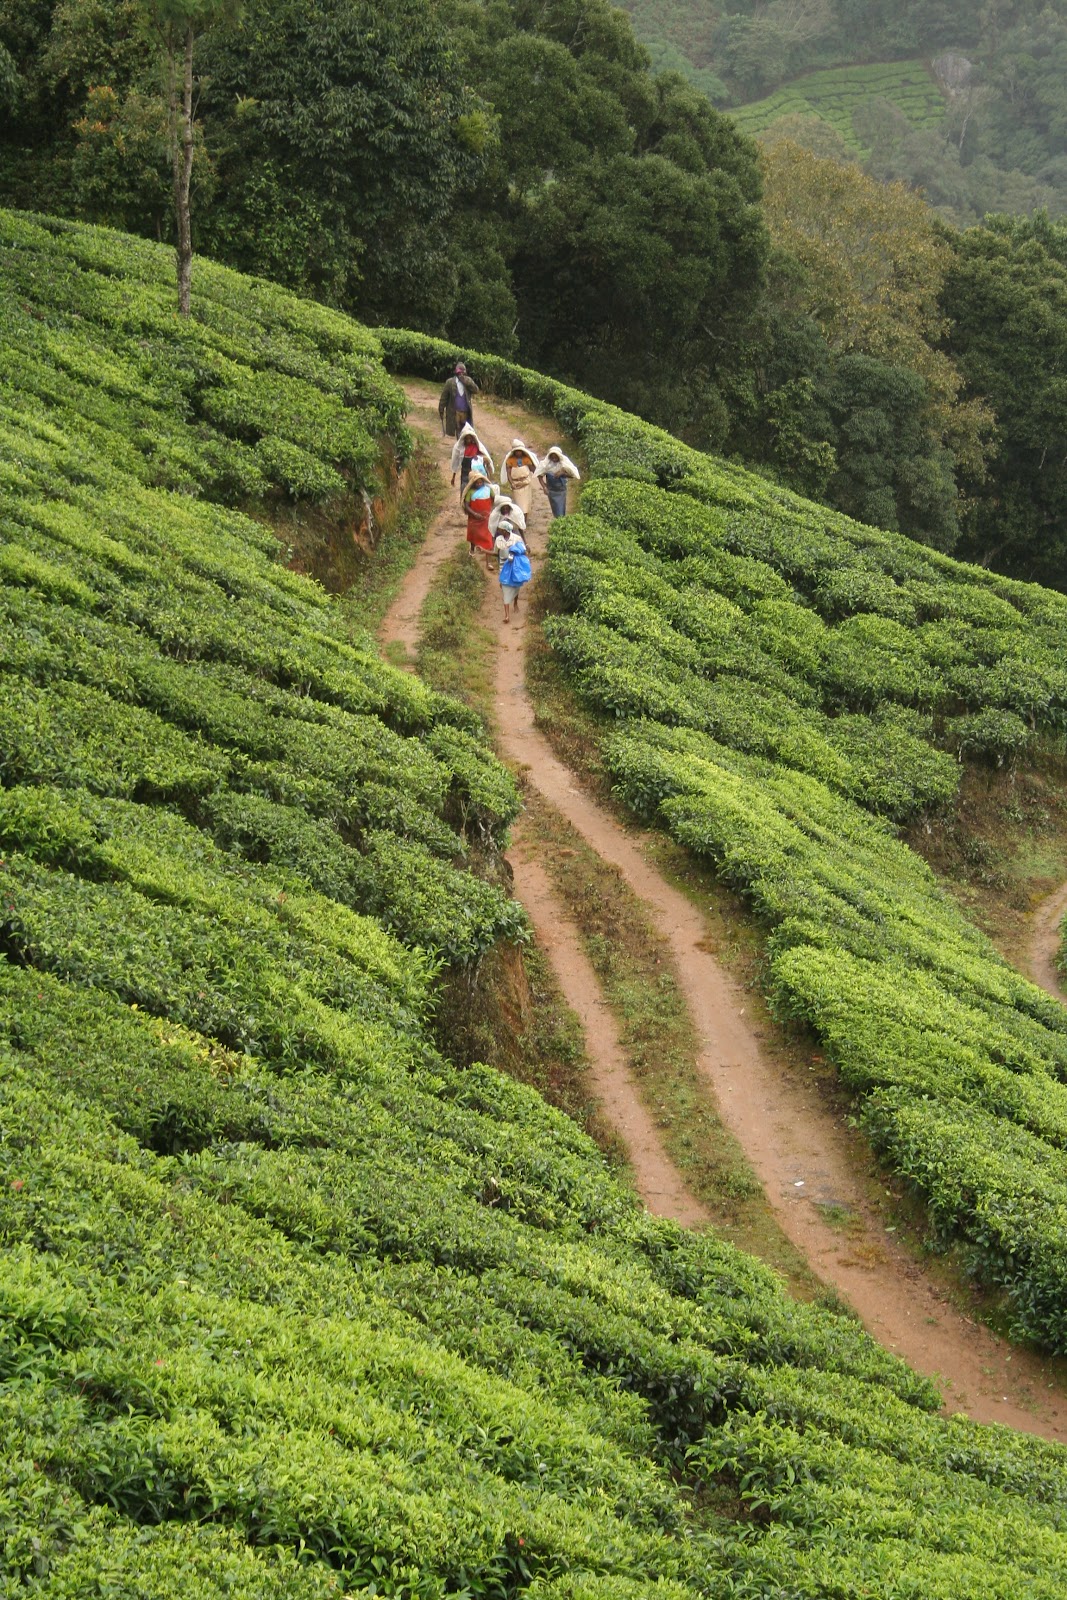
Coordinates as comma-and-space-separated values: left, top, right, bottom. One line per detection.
730, 61, 945, 153
7, 214, 1067, 1598
387, 328, 1067, 1362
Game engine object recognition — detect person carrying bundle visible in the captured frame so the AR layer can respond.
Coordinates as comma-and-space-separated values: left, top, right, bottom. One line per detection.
489, 496, 527, 539
450, 424, 495, 494
503, 438, 539, 517
493, 515, 531, 624
536, 446, 580, 518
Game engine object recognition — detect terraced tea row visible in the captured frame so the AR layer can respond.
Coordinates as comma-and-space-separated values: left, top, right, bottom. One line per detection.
730, 60, 947, 151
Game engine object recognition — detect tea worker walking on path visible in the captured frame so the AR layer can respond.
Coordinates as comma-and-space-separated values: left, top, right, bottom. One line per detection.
439, 362, 480, 437
450, 423, 495, 493
536, 446, 580, 518
503, 438, 538, 517
494, 516, 531, 624
462, 466, 498, 568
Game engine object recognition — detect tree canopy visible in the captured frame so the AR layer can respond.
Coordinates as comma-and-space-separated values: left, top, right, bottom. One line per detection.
944, 212, 1067, 585
198, 0, 491, 328
756, 138, 992, 548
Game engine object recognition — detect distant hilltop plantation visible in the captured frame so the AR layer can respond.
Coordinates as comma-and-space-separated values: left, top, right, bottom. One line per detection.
622, 0, 1067, 224
730, 60, 947, 153
5, 211, 1067, 1598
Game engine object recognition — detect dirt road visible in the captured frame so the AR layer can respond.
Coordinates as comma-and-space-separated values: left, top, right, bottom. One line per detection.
1028, 881, 1067, 1000
381, 379, 1067, 1443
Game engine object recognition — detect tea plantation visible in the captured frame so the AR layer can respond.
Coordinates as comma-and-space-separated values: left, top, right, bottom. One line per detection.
729, 61, 946, 154
385, 328, 1067, 1364
5, 217, 1067, 1598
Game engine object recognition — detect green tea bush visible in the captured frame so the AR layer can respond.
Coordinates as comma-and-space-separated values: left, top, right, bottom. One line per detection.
0, 212, 406, 502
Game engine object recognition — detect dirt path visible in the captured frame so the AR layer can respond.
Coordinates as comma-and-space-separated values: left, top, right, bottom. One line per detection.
508, 848, 709, 1227
378, 385, 471, 666
382, 381, 1067, 1444
382, 386, 706, 1225
1028, 881, 1067, 1000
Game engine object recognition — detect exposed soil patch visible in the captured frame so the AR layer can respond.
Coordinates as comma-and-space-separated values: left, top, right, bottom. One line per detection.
904, 749, 1067, 1004
1030, 880, 1067, 1000
381, 379, 1067, 1445
906, 755, 1067, 975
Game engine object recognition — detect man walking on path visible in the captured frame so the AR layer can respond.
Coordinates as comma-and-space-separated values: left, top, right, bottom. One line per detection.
439, 363, 480, 437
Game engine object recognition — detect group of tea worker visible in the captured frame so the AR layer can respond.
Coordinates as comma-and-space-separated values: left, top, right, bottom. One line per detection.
439, 363, 580, 622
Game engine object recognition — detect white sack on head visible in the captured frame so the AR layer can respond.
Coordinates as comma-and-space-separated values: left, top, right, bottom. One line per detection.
535, 447, 580, 481
489, 498, 527, 537
450, 426, 495, 476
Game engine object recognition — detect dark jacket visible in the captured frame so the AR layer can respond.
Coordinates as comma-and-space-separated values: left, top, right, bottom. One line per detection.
439, 374, 480, 437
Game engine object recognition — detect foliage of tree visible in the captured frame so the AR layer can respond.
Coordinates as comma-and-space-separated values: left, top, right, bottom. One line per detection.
67, 83, 172, 233
196, 0, 492, 330
943, 212, 1067, 586
714, 0, 836, 99
822, 352, 959, 543
856, 96, 1062, 229
0, 37, 20, 111
433, 0, 769, 445
756, 138, 992, 547
0, 0, 151, 215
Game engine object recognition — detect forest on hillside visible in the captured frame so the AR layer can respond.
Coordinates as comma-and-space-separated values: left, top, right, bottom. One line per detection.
623, 0, 1067, 223
2, 0, 1066, 588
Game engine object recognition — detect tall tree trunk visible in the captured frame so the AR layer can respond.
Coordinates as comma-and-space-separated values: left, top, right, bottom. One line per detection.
171, 23, 195, 317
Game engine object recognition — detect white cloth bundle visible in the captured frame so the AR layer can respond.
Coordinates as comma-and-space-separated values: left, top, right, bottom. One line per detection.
450, 424, 495, 476
489, 498, 527, 537
535, 447, 580, 481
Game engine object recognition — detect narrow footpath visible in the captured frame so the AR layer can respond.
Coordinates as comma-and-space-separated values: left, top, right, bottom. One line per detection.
1028, 880, 1067, 1001
381, 380, 1067, 1444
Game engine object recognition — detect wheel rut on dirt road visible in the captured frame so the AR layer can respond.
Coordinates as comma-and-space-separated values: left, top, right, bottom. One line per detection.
381, 379, 1067, 1443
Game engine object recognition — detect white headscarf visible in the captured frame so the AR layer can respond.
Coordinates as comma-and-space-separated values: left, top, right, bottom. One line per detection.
489, 497, 527, 537
506, 437, 539, 470
535, 446, 580, 481
450, 424, 494, 476
465, 468, 500, 500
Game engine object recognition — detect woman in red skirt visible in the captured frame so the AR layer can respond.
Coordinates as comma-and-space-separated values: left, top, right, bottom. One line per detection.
462, 467, 497, 569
